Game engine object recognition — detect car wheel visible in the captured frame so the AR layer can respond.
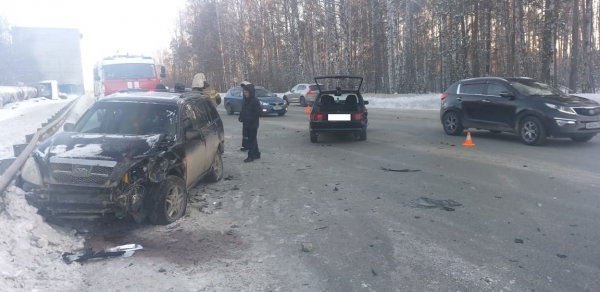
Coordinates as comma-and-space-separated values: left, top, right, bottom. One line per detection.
359, 128, 367, 141
442, 112, 464, 136
300, 97, 307, 107
310, 132, 318, 143
570, 135, 595, 142
148, 175, 187, 225
489, 130, 502, 134
205, 151, 224, 182
225, 104, 234, 115
519, 116, 547, 146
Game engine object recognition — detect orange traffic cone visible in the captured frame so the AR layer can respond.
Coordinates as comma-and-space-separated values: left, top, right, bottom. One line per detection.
305, 105, 311, 114
463, 132, 475, 147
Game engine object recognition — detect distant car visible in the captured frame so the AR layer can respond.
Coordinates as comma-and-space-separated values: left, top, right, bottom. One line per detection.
309, 75, 369, 143
19, 91, 225, 225
283, 83, 320, 107
224, 86, 288, 116
440, 77, 600, 145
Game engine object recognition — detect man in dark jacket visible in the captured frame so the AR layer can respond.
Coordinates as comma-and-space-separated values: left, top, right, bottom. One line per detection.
239, 83, 262, 162
239, 81, 251, 151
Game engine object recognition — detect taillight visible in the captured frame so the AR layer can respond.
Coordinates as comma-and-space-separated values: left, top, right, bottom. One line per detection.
307, 88, 313, 95
310, 113, 325, 121
352, 113, 364, 120
441, 93, 449, 100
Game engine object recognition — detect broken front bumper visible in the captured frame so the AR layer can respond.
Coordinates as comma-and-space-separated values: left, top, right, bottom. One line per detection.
24, 182, 147, 219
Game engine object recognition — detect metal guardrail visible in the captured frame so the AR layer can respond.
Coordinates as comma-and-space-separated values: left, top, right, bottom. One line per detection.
0, 96, 82, 194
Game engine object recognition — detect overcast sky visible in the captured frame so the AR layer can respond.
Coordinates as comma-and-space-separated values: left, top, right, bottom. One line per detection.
2, 0, 186, 90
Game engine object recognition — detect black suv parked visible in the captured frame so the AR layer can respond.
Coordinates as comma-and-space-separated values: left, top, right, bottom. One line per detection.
309, 75, 369, 143
440, 77, 600, 145
19, 91, 225, 224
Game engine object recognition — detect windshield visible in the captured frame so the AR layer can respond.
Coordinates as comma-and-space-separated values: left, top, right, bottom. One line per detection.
510, 80, 565, 97
104, 63, 156, 80
255, 87, 276, 97
74, 103, 178, 137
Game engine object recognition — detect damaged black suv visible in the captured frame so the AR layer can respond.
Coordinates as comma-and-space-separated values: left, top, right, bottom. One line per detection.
18, 91, 225, 225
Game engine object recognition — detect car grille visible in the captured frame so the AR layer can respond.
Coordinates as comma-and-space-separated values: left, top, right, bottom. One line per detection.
573, 107, 600, 116
269, 102, 285, 106
51, 163, 112, 186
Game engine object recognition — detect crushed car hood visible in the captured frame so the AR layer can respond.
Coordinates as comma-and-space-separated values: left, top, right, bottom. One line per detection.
35, 132, 164, 163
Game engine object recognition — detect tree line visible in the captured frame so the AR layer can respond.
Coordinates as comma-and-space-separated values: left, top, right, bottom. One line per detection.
160, 0, 599, 94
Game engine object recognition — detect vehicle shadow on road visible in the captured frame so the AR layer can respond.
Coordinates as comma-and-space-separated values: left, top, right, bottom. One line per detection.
467, 130, 599, 148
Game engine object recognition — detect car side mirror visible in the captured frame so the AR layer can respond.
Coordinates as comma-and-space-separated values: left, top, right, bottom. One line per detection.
185, 128, 202, 140
499, 92, 514, 98
63, 122, 75, 132
160, 66, 166, 78
364, 100, 369, 105
94, 75, 101, 81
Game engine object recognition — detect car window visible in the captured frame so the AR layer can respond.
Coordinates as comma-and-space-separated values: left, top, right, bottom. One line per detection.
74, 103, 178, 137
255, 88, 275, 97
297, 85, 306, 91
309, 85, 320, 91
191, 100, 210, 127
181, 103, 200, 131
510, 80, 564, 97
233, 88, 242, 97
460, 83, 486, 95
203, 99, 220, 122
486, 84, 510, 96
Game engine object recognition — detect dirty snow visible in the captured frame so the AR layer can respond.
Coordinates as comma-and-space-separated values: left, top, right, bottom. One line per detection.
0, 186, 84, 292
362, 93, 441, 110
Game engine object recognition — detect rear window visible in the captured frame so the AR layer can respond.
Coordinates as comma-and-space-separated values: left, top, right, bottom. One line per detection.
459, 83, 486, 94
309, 85, 320, 91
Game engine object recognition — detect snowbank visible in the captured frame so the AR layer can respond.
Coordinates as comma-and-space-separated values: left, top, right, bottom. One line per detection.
0, 186, 83, 292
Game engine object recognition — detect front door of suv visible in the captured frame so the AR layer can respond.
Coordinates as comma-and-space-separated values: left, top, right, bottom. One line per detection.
482, 82, 518, 131
458, 82, 488, 127
181, 102, 208, 188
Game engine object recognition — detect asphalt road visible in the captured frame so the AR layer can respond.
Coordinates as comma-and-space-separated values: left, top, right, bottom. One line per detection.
213, 104, 600, 292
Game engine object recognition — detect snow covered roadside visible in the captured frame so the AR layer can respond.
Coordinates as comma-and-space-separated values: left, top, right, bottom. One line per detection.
0, 187, 84, 292
362, 93, 441, 110
0, 96, 95, 292
0, 96, 79, 160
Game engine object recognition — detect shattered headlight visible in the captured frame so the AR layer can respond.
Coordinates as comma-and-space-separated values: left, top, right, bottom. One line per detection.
545, 103, 577, 115
21, 157, 43, 186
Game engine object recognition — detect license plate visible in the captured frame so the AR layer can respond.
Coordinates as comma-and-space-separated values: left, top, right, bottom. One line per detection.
328, 114, 351, 121
586, 121, 600, 129
273, 106, 282, 110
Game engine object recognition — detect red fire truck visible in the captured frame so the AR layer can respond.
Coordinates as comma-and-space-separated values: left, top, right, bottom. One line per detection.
93, 54, 166, 100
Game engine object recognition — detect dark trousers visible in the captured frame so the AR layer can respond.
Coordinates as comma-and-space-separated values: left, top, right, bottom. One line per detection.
246, 128, 260, 159
242, 127, 249, 148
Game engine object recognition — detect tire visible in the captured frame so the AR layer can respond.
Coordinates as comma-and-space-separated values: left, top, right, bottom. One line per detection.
205, 151, 224, 182
278, 112, 286, 116
442, 112, 464, 136
519, 116, 547, 146
310, 132, 318, 143
226, 104, 234, 115
570, 135, 595, 142
148, 176, 187, 225
300, 97, 307, 107
489, 130, 502, 134
359, 128, 367, 141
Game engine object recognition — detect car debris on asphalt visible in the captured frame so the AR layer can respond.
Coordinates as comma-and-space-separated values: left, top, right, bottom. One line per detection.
62, 244, 143, 264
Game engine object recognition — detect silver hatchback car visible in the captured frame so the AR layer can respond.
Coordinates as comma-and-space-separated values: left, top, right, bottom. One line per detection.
283, 84, 320, 107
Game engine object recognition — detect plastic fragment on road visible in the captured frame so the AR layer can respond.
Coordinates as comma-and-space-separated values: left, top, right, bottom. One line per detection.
62, 243, 143, 264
